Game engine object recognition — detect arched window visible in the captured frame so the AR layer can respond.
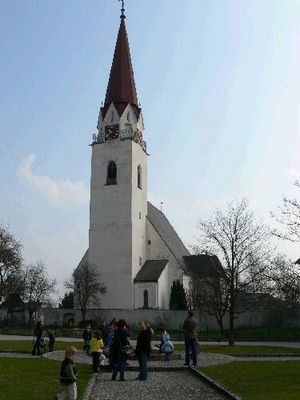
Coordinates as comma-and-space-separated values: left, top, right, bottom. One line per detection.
106, 161, 117, 185
137, 165, 142, 189
111, 110, 114, 123
143, 290, 149, 308
127, 111, 130, 122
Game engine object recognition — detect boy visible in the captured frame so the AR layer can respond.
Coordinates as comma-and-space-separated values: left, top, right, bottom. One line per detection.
57, 346, 78, 400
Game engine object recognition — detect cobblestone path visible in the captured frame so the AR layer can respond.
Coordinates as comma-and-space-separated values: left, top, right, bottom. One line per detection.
89, 370, 226, 400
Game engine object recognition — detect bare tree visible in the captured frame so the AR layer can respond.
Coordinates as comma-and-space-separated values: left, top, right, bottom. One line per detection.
272, 180, 300, 243
67, 262, 106, 322
188, 273, 229, 334
0, 224, 23, 302
269, 255, 300, 308
22, 261, 56, 322
197, 199, 272, 345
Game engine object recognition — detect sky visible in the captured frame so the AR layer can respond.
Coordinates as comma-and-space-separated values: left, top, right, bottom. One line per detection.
1, 0, 300, 298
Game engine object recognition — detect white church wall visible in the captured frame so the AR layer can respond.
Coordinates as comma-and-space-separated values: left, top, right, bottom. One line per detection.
89, 140, 135, 309
146, 220, 184, 309
157, 267, 169, 309
133, 282, 157, 309
131, 140, 148, 283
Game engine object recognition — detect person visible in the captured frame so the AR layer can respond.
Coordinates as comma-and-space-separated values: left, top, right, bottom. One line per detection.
135, 321, 151, 381
32, 319, 43, 355
162, 334, 174, 361
111, 319, 130, 381
82, 324, 92, 355
90, 331, 104, 373
183, 310, 198, 366
107, 325, 115, 369
57, 346, 78, 400
98, 320, 108, 347
47, 329, 55, 352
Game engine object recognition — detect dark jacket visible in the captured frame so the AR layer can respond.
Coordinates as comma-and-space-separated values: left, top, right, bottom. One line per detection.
135, 330, 151, 357
112, 327, 130, 355
82, 328, 92, 341
60, 357, 77, 385
34, 323, 43, 339
183, 316, 197, 339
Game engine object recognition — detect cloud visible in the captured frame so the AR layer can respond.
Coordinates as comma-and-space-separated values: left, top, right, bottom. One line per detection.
17, 154, 89, 206
289, 169, 300, 179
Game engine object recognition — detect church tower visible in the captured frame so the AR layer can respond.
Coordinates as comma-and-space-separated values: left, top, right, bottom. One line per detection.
88, 6, 147, 309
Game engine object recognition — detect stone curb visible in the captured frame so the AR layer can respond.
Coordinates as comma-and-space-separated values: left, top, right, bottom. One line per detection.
82, 373, 98, 400
189, 366, 241, 400
235, 354, 300, 358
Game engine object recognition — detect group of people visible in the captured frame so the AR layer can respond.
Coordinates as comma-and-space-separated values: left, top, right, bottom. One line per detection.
56, 311, 198, 400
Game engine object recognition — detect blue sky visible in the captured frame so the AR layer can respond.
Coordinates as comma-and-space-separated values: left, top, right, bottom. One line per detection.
1, 0, 300, 297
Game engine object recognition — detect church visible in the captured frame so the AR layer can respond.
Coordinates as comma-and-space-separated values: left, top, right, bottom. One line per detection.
78, 4, 219, 310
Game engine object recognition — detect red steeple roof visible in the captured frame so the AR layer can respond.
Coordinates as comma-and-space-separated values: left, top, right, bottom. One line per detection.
102, 17, 141, 118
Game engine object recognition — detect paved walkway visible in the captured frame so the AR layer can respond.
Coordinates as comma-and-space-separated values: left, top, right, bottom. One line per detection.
89, 370, 226, 400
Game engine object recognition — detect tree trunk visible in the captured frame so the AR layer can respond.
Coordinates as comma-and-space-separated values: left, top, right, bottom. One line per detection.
228, 308, 235, 345
217, 315, 224, 334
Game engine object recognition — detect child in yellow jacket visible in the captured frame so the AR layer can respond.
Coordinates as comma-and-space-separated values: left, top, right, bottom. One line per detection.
90, 331, 104, 372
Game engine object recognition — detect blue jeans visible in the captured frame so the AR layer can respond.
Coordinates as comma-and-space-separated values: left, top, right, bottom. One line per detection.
165, 351, 171, 361
185, 338, 197, 365
112, 354, 126, 380
138, 352, 148, 380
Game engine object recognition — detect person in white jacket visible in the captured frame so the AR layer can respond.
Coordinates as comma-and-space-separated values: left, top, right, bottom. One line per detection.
162, 334, 174, 361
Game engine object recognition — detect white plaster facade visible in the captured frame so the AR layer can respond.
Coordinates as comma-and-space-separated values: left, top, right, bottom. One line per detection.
88, 102, 147, 309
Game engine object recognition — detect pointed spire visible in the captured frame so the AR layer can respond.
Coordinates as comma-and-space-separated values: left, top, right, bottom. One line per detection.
103, 9, 140, 118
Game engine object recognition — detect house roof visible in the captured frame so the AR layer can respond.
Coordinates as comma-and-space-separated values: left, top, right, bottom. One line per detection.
102, 17, 141, 119
147, 202, 190, 266
183, 254, 225, 278
134, 260, 168, 282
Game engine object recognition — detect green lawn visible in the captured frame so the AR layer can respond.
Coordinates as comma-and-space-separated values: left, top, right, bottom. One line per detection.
201, 361, 300, 400
0, 340, 82, 353
175, 343, 300, 355
0, 358, 91, 400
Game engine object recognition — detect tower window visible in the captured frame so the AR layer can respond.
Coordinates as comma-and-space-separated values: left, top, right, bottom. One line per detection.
143, 290, 149, 308
111, 110, 114, 123
106, 161, 117, 185
137, 165, 142, 189
127, 111, 130, 122
139, 257, 142, 266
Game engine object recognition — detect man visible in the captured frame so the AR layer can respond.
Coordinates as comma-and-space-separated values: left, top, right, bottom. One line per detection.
183, 310, 198, 366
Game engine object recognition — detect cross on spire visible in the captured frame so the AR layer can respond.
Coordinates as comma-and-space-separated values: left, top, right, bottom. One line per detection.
119, 0, 126, 19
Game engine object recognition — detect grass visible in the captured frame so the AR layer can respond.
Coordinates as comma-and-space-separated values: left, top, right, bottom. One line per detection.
0, 358, 91, 400
201, 361, 300, 400
0, 340, 82, 353
175, 343, 300, 355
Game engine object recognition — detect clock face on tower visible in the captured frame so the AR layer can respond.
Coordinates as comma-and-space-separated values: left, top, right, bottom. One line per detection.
105, 124, 119, 141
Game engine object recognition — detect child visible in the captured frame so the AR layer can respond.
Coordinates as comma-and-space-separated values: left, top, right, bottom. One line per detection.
57, 346, 78, 400
90, 331, 104, 373
162, 335, 174, 361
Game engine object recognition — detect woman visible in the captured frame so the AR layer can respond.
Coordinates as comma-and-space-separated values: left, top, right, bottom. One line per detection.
135, 321, 151, 381
111, 319, 130, 381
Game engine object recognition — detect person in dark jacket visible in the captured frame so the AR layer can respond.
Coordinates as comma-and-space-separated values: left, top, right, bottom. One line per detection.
82, 324, 92, 355
32, 320, 43, 355
47, 329, 55, 352
111, 319, 130, 381
57, 346, 78, 400
135, 321, 151, 381
183, 310, 198, 366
